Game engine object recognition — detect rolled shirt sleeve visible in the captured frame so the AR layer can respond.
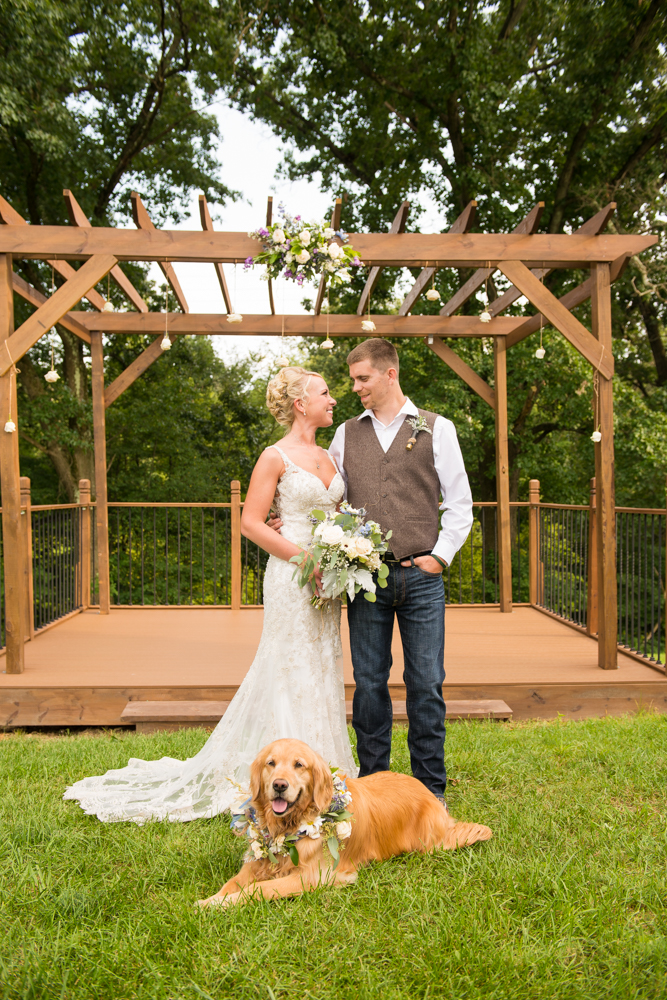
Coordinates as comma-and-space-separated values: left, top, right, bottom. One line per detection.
328, 423, 347, 496
430, 416, 474, 567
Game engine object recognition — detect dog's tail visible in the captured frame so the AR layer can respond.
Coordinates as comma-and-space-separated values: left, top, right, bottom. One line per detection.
441, 822, 493, 850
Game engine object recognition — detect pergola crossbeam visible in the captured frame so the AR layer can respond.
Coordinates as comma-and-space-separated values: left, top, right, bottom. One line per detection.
357, 201, 410, 315
0, 226, 654, 264
75, 312, 526, 337
398, 200, 477, 316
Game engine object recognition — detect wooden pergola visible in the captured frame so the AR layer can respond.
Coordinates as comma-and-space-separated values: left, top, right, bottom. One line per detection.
0, 191, 656, 677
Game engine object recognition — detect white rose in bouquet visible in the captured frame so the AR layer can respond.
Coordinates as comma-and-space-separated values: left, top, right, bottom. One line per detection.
299, 229, 312, 246
285, 252, 294, 263
272, 228, 286, 243
335, 820, 352, 840
295, 249, 311, 264
354, 537, 373, 557
324, 227, 335, 239
328, 242, 343, 259
321, 524, 345, 545
367, 551, 382, 572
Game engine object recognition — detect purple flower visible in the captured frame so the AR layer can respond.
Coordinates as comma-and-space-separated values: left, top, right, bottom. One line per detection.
258, 227, 269, 238
352, 257, 362, 267
284, 269, 293, 278
295, 215, 301, 221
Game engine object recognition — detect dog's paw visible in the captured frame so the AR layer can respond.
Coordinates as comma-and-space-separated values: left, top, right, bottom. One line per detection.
196, 894, 231, 909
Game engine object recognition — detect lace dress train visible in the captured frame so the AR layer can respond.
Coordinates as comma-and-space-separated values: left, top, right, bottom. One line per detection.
63, 447, 357, 824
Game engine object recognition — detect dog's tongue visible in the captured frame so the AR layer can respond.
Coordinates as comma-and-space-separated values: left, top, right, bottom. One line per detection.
272, 798, 288, 814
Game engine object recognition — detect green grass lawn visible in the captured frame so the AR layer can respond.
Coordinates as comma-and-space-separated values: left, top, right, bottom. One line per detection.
1, 714, 666, 1000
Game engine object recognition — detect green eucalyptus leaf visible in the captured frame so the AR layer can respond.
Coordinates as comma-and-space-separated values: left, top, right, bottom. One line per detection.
327, 835, 340, 868
364, 592, 377, 602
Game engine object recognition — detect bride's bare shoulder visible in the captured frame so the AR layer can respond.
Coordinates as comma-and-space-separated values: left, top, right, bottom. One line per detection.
251, 446, 285, 478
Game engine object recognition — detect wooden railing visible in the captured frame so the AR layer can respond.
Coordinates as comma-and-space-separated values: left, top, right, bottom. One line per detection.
1, 476, 664, 670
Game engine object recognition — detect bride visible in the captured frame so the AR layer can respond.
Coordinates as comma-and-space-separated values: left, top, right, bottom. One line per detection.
64, 366, 357, 824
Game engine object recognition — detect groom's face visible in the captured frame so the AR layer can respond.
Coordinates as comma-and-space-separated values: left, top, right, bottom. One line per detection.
349, 360, 397, 411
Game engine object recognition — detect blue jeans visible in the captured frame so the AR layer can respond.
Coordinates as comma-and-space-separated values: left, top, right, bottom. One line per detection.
347, 563, 446, 796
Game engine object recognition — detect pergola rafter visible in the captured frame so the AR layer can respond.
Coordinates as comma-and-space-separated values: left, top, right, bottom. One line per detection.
0, 191, 657, 681
398, 199, 477, 317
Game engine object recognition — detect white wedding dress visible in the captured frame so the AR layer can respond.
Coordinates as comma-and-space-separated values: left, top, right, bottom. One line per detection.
63, 445, 357, 824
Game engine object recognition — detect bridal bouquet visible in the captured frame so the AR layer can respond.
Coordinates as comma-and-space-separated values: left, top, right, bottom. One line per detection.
290, 501, 391, 605
245, 205, 363, 288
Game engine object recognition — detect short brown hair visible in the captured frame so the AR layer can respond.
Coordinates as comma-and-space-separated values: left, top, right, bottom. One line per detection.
346, 338, 399, 373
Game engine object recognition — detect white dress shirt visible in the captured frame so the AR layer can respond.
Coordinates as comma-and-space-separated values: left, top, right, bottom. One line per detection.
329, 398, 473, 567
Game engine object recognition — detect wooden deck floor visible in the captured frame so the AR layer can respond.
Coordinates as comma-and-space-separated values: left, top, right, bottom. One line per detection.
1, 606, 665, 726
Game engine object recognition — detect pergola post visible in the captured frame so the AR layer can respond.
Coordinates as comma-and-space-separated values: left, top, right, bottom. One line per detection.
591, 262, 617, 668
0, 254, 26, 671
90, 331, 110, 613
493, 335, 512, 611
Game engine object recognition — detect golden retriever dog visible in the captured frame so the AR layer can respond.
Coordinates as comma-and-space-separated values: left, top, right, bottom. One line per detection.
198, 738, 492, 908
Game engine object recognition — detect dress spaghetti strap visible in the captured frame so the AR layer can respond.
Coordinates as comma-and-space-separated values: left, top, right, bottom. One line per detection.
267, 443, 295, 468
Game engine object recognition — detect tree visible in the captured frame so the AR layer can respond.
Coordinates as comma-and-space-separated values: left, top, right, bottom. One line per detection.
234, 0, 667, 503
1, 0, 239, 499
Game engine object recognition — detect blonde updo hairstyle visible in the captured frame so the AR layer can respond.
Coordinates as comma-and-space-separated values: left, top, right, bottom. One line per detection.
266, 366, 325, 431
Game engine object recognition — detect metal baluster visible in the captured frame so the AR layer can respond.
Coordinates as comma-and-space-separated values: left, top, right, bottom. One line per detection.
213, 509, 217, 604
177, 508, 181, 605
165, 508, 169, 605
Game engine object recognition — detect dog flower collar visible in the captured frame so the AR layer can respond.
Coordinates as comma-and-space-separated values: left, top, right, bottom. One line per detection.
230, 770, 353, 868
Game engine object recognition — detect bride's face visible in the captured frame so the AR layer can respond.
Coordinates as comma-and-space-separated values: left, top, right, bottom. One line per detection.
298, 375, 336, 428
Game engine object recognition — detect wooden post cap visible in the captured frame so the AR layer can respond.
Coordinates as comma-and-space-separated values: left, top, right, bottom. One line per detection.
78, 478, 91, 502
19, 476, 31, 501
528, 478, 540, 501
231, 480, 240, 494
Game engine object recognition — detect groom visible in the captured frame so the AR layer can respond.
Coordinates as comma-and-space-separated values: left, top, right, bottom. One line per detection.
328, 339, 473, 802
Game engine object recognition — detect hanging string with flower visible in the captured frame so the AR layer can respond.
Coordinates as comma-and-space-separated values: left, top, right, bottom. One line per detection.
246, 206, 363, 288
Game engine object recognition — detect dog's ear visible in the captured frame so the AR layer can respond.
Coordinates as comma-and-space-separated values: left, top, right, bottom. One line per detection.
310, 753, 334, 814
249, 753, 265, 807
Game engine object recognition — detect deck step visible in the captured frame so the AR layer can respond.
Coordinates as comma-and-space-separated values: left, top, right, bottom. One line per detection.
121, 698, 512, 733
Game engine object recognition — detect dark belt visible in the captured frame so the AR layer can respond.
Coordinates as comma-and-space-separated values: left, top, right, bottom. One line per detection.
383, 550, 432, 564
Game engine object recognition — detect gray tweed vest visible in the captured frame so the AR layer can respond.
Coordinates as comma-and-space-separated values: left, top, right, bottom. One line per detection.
344, 409, 440, 560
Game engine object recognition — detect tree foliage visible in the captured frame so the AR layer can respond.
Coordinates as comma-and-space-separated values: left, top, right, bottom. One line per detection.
1, 0, 240, 500
235, 0, 667, 503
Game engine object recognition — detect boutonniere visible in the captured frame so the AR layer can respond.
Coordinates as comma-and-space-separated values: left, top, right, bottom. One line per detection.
405, 415, 432, 450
